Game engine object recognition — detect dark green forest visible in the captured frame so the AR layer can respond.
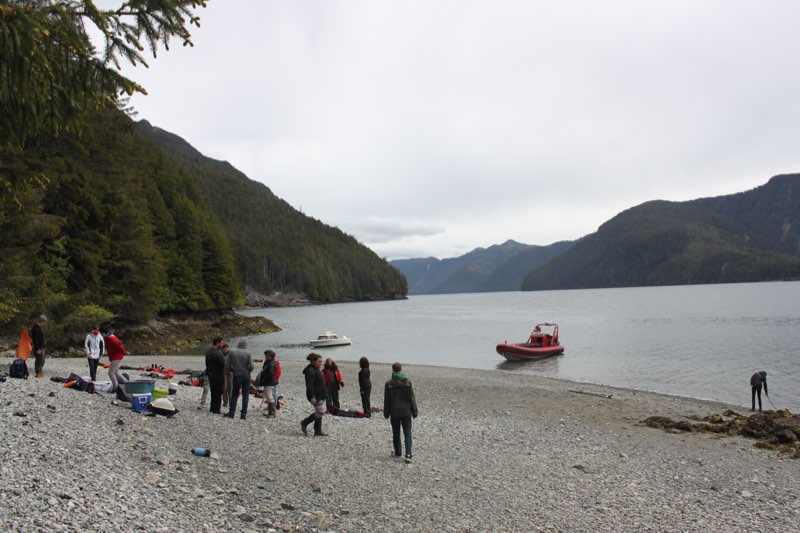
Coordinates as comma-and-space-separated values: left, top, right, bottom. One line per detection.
0, 108, 406, 333
0, 0, 405, 337
521, 176, 800, 291
138, 122, 407, 303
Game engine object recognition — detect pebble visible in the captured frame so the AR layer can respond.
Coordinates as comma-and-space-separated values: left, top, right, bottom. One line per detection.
0, 355, 798, 532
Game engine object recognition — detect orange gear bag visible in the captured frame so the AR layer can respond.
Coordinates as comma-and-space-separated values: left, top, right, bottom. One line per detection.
17, 327, 32, 361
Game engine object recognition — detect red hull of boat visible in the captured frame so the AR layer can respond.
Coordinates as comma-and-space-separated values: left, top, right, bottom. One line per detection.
496, 343, 564, 361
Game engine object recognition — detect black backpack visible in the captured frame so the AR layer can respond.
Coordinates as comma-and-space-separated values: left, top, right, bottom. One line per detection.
9, 358, 28, 379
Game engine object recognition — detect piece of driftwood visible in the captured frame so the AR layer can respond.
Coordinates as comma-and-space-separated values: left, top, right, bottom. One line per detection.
569, 389, 613, 399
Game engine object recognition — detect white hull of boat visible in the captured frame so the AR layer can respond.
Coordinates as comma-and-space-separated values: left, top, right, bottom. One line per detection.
309, 338, 352, 348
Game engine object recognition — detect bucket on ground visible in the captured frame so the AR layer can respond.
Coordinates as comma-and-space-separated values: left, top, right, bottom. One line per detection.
168, 382, 178, 396
123, 380, 155, 395
152, 388, 168, 400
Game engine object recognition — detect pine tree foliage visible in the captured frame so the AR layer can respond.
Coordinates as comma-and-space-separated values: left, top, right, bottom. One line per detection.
138, 122, 408, 303
0, 0, 406, 331
0, 107, 242, 328
0, 0, 206, 198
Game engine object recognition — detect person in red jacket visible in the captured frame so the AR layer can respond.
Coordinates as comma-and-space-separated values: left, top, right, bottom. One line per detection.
101, 327, 128, 392
323, 358, 344, 410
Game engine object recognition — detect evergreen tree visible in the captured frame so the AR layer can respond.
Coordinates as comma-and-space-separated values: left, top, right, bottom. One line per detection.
1, 0, 207, 199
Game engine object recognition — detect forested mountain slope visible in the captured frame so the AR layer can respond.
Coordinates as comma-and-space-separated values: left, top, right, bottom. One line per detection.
521, 176, 800, 291
690, 174, 800, 256
0, 108, 405, 332
137, 121, 407, 303
1, 108, 241, 326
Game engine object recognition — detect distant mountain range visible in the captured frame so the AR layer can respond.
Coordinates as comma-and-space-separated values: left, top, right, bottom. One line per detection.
392, 174, 800, 294
391, 240, 574, 294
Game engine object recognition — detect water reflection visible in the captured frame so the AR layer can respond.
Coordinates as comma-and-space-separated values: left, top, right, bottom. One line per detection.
496, 354, 562, 374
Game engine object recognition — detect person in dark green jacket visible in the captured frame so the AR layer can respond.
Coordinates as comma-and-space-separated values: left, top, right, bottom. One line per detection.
384, 362, 418, 463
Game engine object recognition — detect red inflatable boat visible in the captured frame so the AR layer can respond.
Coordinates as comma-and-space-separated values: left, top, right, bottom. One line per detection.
496, 322, 564, 361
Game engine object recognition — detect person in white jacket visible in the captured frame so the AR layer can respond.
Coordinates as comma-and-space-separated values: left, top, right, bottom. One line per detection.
84, 326, 105, 381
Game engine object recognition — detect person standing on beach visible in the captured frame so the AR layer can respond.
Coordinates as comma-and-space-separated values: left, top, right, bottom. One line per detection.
84, 325, 104, 381
221, 343, 233, 408
205, 337, 226, 414
384, 362, 418, 463
225, 339, 254, 420
260, 349, 278, 418
323, 358, 344, 410
273, 352, 282, 409
30, 315, 47, 378
359, 357, 372, 417
750, 371, 768, 412
301, 353, 328, 436
102, 327, 128, 393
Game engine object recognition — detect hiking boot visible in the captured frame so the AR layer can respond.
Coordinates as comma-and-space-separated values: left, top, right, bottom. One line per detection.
240, 413, 247, 420
267, 403, 277, 418
35, 372, 44, 379
224, 412, 235, 419
300, 421, 309, 436
313, 432, 328, 437
404, 455, 413, 463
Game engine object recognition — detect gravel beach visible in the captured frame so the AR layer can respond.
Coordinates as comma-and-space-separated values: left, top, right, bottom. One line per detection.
1, 355, 798, 532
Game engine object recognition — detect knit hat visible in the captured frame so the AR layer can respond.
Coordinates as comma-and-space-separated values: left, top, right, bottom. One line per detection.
237, 339, 248, 349
38, 314, 47, 323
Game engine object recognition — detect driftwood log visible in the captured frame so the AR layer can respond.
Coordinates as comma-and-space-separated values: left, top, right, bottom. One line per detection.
569, 389, 613, 399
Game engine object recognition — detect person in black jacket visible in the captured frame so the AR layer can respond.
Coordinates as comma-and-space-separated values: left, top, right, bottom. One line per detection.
301, 353, 328, 436
205, 337, 226, 414
260, 350, 278, 418
30, 314, 47, 378
384, 362, 418, 463
750, 371, 768, 412
358, 357, 372, 417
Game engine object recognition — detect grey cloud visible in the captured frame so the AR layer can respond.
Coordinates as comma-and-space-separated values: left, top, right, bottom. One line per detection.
338, 217, 445, 245
122, 1, 800, 260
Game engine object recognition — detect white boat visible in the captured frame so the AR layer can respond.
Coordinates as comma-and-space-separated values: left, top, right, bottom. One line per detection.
309, 331, 352, 348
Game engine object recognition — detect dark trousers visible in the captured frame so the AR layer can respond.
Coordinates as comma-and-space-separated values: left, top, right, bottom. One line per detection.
327, 385, 340, 409
228, 372, 250, 415
390, 415, 413, 458
361, 387, 372, 415
752, 385, 763, 411
209, 373, 224, 414
34, 349, 45, 374
87, 358, 99, 381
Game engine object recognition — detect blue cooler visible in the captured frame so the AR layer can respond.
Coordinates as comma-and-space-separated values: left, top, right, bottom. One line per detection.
131, 393, 152, 413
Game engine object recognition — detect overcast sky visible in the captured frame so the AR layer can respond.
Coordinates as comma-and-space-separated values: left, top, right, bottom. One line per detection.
117, 1, 800, 260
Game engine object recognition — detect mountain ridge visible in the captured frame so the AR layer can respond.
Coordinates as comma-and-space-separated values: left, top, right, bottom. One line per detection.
394, 174, 800, 294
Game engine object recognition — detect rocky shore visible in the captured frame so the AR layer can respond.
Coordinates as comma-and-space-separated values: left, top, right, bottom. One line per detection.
1, 355, 798, 532
0, 311, 279, 357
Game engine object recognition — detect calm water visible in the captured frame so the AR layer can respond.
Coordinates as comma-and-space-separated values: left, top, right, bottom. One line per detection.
236, 282, 800, 411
